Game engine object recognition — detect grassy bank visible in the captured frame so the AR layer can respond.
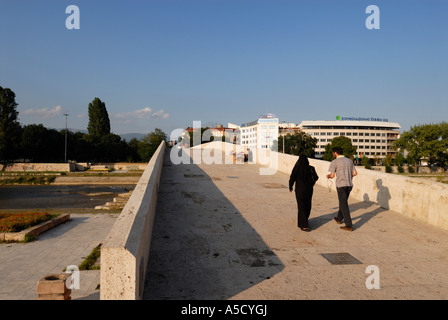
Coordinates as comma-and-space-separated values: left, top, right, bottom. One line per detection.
0, 171, 142, 185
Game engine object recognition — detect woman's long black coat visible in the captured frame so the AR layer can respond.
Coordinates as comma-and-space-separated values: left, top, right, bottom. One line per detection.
289, 156, 317, 229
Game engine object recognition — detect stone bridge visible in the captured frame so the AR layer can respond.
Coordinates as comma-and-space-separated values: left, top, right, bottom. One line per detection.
101, 142, 448, 300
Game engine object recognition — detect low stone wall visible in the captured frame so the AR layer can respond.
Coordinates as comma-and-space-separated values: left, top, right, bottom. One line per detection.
100, 142, 166, 300
0, 214, 70, 242
52, 175, 140, 185
0, 162, 147, 173
0, 163, 74, 172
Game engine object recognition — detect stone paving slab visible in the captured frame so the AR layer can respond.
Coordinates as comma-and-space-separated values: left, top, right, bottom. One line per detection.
0, 213, 118, 300
144, 153, 448, 300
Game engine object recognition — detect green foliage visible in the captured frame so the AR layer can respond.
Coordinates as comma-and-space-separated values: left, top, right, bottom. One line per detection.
87, 97, 111, 140
362, 155, 371, 169
392, 122, 448, 166
0, 86, 22, 161
322, 136, 357, 161
21, 125, 65, 162
384, 154, 393, 166
394, 152, 405, 166
0, 88, 169, 163
138, 128, 167, 162
0, 175, 56, 185
275, 132, 317, 157
79, 244, 102, 270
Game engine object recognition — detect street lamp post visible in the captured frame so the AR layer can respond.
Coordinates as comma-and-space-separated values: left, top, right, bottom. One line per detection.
64, 114, 69, 163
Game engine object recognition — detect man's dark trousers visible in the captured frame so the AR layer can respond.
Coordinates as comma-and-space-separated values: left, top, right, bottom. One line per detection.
336, 186, 353, 227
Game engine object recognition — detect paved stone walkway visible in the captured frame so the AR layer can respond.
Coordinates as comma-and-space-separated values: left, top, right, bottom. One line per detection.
2, 152, 448, 300
144, 153, 448, 299
0, 213, 118, 300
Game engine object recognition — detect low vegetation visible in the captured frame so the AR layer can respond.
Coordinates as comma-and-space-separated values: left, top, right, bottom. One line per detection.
78, 244, 102, 270
0, 212, 53, 233
0, 175, 56, 185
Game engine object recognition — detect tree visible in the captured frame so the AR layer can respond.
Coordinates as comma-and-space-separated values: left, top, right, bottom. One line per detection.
21, 124, 50, 162
127, 138, 141, 162
395, 152, 405, 166
392, 123, 448, 170
87, 98, 110, 140
362, 155, 371, 169
138, 128, 167, 162
274, 132, 317, 157
322, 136, 357, 161
0, 86, 22, 162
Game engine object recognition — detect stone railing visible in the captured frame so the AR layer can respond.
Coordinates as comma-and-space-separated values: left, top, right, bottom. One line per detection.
194, 142, 448, 231
100, 141, 166, 300
262, 149, 448, 232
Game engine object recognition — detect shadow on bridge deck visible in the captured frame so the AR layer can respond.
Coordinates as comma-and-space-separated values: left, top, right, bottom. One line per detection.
143, 151, 448, 300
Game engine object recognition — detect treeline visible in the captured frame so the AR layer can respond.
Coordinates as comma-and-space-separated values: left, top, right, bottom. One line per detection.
0, 86, 166, 163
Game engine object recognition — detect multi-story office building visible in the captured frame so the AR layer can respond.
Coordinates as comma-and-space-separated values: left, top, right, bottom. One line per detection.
299, 119, 401, 159
229, 113, 279, 151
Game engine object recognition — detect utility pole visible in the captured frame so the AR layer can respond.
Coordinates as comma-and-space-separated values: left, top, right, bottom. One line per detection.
64, 114, 69, 162
283, 135, 285, 153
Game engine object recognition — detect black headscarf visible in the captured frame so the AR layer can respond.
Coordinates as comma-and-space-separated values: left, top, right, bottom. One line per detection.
296, 154, 310, 181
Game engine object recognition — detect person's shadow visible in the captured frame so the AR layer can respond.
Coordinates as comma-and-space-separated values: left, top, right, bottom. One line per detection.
375, 179, 391, 210
352, 179, 391, 229
309, 179, 391, 230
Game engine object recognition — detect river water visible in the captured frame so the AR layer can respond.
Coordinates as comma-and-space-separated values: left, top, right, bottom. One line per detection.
0, 185, 134, 209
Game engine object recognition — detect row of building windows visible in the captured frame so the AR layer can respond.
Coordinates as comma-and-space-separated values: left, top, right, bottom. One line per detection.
315, 151, 388, 156
310, 132, 394, 137
319, 139, 388, 143
317, 145, 388, 150
303, 126, 396, 130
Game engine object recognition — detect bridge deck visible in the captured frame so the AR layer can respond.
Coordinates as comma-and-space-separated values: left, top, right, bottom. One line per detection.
143, 152, 448, 299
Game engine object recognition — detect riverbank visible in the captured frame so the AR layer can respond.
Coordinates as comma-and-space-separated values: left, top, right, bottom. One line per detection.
0, 185, 135, 212
0, 172, 142, 185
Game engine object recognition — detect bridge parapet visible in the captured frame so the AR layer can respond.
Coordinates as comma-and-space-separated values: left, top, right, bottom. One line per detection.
100, 141, 165, 300
194, 142, 448, 231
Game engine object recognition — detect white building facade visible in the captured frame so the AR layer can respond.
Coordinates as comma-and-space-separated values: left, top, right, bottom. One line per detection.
299, 120, 401, 159
231, 114, 279, 151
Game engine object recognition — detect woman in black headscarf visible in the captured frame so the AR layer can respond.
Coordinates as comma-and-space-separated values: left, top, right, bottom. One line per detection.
289, 154, 318, 231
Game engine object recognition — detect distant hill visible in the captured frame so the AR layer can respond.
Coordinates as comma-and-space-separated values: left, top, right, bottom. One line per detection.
119, 133, 146, 141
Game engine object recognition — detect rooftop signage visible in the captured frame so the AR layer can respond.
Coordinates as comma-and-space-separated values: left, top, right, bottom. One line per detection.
336, 115, 389, 122
260, 113, 276, 119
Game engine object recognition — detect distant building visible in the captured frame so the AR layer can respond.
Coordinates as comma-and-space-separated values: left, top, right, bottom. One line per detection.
279, 122, 301, 136
299, 119, 401, 159
229, 113, 279, 150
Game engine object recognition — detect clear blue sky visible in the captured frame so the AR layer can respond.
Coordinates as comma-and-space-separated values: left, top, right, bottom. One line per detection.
1, 0, 447, 136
